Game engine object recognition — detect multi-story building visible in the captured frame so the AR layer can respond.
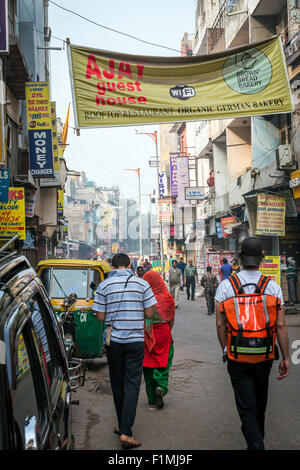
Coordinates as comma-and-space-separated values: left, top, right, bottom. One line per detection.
0, 0, 67, 265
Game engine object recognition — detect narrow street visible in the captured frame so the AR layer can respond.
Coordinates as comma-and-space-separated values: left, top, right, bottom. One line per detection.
71, 294, 300, 451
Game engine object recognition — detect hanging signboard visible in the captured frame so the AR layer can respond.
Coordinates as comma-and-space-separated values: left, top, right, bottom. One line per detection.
0, 169, 9, 202
177, 157, 190, 208
40, 102, 61, 187
185, 186, 206, 200
0, 188, 26, 240
57, 190, 64, 218
255, 193, 286, 237
68, 36, 293, 129
259, 256, 281, 285
25, 82, 54, 178
158, 172, 167, 198
0, 0, 8, 53
158, 197, 173, 223
170, 154, 178, 196
221, 216, 237, 238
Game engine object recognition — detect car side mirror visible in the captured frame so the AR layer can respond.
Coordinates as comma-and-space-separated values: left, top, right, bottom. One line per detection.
24, 416, 39, 450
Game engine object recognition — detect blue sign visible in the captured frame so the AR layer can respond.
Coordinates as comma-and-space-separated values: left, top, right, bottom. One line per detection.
0, 169, 9, 202
28, 129, 54, 178
216, 220, 223, 239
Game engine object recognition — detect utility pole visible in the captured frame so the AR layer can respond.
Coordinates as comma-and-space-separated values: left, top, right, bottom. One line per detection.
124, 168, 142, 258
136, 130, 164, 277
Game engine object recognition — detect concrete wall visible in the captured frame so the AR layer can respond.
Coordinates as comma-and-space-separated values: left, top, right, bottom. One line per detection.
226, 124, 252, 180
252, 116, 280, 170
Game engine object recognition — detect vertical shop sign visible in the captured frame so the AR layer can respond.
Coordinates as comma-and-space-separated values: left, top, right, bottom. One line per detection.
177, 157, 190, 208
25, 189, 36, 218
158, 197, 173, 223
0, 188, 26, 240
170, 154, 178, 196
220, 216, 237, 237
57, 190, 64, 217
25, 82, 54, 178
255, 193, 286, 236
0, 169, 9, 202
158, 172, 167, 198
0, 0, 8, 53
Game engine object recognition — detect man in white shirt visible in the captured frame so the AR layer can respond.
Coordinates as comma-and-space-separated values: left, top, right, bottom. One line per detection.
215, 237, 289, 450
166, 260, 183, 308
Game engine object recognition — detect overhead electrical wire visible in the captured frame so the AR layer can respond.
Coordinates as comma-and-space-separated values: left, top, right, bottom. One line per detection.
48, 0, 183, 54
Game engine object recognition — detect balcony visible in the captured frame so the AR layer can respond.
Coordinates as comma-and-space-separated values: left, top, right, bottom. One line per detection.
285, 31, 300, 67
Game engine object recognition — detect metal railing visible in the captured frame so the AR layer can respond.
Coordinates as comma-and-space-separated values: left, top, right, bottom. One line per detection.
210, 1, 227, 50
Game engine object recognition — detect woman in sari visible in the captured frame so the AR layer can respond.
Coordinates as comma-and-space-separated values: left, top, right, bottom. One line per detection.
142, 271, 175, 409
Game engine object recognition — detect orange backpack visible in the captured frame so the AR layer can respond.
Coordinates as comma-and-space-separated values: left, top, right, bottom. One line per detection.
220, 274, 281, 364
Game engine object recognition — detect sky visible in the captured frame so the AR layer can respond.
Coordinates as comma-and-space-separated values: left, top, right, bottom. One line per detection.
48, 0, 197, 210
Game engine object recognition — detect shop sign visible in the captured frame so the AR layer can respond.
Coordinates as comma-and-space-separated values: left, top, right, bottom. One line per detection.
0, 187, 26, 240
57, 190, 64, 217
0, 0, 8, 53
220, 216, 237, 237
177, 157, 190, 208
158, 197, 173, 223
216, 220, 223, 239
40, 102, 61, 187
0, 169, 9, 202
185, 187, 206, 200
259, 256, 280, 285
158, 172, 167, 198
68, 36, 292, 128
25, 189, 36, 218
170, 154, 178, 196
111, 243, 118, 253
25, 82, 54, 178
255, 193, 286, 237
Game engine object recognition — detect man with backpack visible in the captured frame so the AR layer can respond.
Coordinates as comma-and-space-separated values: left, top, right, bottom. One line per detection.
215, 237, 290, 450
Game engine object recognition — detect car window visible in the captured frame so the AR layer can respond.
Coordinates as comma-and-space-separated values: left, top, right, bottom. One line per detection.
91, 269, 101, 298
12, 326, 48, 448
28, 294, 64, 393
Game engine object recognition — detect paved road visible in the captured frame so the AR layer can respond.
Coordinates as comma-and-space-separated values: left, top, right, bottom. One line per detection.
71, 292, 300, 450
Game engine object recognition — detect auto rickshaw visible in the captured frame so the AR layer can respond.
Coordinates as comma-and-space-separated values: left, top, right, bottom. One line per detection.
37, 259, 111, 359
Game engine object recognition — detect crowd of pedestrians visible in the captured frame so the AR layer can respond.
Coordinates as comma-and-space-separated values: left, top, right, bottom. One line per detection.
92, 240, 292, 450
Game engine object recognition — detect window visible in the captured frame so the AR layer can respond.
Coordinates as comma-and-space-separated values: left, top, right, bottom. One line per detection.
40, 268, 101, 299
28, 294, 63, 393
12, 326, 48, 448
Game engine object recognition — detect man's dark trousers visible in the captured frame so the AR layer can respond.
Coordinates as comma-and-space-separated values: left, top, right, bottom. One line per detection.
205, 288, 216, 314
227, 359, 273, 450
186, 277, 195, 300
107, 341, 144, 436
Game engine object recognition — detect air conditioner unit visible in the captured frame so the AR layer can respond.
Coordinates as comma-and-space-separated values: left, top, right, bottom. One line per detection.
276, 144, 296, 169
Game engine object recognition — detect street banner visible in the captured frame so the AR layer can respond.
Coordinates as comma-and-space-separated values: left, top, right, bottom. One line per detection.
221, 216, 237, 237
25, 82, 54, 178
0, 169, 9, 202
255, 193, 286, 237
0, 188, 26, 240
0, 0, 8, 53
177, 157, 190, 208
57, 190, 64, 218
158, 197, 173, 223
259, 256, 281, 285
170, 154, 178, 196
68, 36, 293, 128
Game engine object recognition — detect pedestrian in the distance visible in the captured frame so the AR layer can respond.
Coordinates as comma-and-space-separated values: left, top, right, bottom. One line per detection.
286, 257, 297, 306
143, 258, 152, 273
92, 253, 157, 449
219, 258, 232, 281
142, 271, 175, 409
166, 260, 183, 308
200, 266, 218, 315
231, 258, 240, 275
184, 258, 198, 301
136, 266, 145, 278
215, 237, 289, 450
177, 257, 186, 293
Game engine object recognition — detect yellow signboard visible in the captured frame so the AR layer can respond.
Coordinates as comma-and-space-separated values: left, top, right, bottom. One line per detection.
255, 193, 286, 237
68, 36, 293, 128
259, 256, 281, 285
57, 190, 64, 218
0, 188, 26, 240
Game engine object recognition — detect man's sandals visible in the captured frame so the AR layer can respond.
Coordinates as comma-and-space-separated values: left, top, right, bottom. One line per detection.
120, 434, 141, 450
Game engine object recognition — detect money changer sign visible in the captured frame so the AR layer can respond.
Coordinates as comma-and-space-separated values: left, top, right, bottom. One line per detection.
25, 82, 54, 178
68, 36, 293, 128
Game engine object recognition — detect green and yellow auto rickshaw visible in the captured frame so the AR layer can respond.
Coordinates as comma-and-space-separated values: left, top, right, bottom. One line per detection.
37, 259, 111, 359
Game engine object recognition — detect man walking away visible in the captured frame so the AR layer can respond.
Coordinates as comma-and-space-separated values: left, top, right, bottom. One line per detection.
201, 266, 218, 315
215, 237, 289, 450
286, 257, 297, 306
143, 258, 152, 273
92, 253, 156, 449
184, 259, 198, 301
166, 260, 183, 308
177, 257, 186, 292
220, 258, 232, 281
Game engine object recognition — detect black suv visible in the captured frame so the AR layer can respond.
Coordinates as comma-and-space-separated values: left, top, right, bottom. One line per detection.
0, 249, 73, 450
